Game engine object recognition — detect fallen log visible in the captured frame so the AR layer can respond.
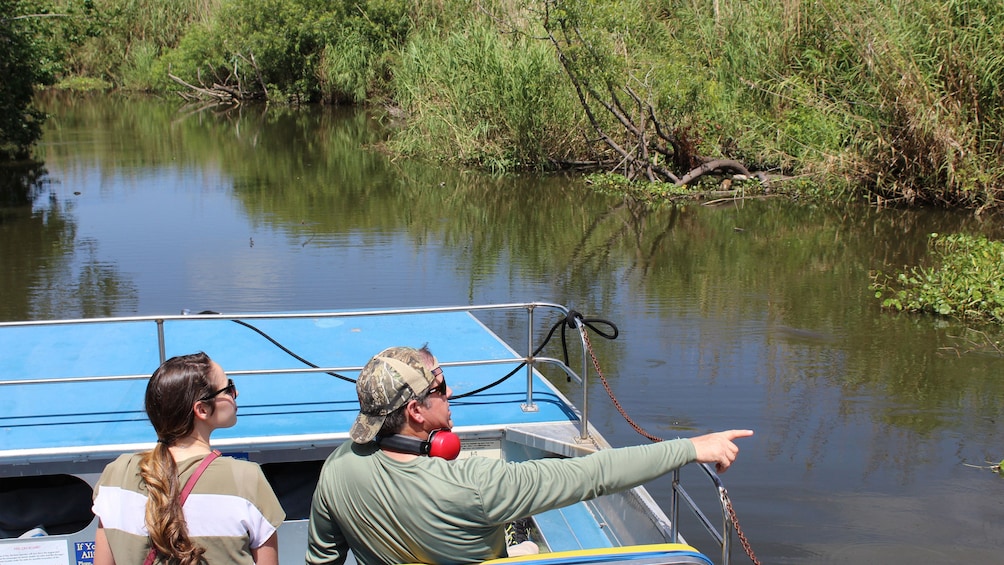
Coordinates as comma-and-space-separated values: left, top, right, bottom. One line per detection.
169, 73, 242, 104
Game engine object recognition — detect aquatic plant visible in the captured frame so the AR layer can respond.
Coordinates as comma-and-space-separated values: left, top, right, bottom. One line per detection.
871, 233, 1004, 323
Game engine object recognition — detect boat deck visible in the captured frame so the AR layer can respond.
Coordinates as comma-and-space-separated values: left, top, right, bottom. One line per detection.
1, 308, 579, 467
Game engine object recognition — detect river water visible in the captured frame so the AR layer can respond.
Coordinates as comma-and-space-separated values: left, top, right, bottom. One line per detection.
2, 94, 1003, 564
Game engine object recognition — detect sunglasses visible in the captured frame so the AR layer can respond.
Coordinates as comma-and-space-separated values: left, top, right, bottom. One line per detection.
200, 378, 238, 402
425, 367, 447, 396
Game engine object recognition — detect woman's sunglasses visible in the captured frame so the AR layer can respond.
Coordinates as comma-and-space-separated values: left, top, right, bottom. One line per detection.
200, 378, 238, 402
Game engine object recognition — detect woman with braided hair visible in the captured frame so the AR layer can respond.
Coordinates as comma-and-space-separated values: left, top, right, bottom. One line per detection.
92, 352, 285, 565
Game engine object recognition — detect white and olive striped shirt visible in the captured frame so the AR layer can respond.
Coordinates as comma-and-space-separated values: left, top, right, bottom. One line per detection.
93, 452, 285, 564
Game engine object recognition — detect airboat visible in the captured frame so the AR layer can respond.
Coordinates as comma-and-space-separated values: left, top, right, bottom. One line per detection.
0, 303, 741, 565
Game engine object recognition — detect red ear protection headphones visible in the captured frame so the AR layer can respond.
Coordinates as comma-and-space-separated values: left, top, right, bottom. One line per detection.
377, 429, 462, 460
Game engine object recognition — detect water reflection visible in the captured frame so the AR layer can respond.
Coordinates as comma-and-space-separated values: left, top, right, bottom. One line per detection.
3, 94, 1003, 564
0, 159, 138, 320
0, 160, 47, 207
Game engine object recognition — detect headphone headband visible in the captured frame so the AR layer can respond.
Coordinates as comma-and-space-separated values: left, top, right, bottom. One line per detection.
377, 429, 462, 460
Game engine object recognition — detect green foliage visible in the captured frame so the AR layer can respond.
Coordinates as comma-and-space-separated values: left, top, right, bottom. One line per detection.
13, 0, 1004, 198
585, 172, 634, 195
314, 0, 414, 103
871, 233, 1004, 323
49, 76, 113, 91
585, 172, 690, 200
118, 40, 159, 91
390, 19, 582, 171
47, 0, 212, 87
158, 0, 414, 103
157, 0, 321, 101
0, 1, 53, 160
689, 0, 1004, 206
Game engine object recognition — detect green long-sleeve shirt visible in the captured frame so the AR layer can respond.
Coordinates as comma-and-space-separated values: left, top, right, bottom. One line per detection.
305, 438, 697, 565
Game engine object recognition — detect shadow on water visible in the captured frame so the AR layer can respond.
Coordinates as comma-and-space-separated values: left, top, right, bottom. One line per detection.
6, 93, 1004, 564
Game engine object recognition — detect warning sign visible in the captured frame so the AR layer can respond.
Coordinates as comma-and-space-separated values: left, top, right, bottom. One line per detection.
74, 542, 95, 565
457, 439, 502, 459
0, 539, 69, 565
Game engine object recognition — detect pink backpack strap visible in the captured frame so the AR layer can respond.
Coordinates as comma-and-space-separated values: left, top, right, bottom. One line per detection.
142, 450, 222, 565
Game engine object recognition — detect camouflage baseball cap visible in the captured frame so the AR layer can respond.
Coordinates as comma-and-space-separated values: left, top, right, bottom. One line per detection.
349, 346, 438, 443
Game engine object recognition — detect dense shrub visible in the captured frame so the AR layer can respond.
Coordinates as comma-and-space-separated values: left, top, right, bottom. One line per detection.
685, 0, 1004, 206
47, 0, 213, 88
390, 19, 583, 171
315, 0, 414, 104
158, 0, 414, 103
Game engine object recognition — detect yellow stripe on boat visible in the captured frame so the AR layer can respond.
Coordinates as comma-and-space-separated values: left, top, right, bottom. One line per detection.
404, 543, 713, 565
483, 543, 709, 565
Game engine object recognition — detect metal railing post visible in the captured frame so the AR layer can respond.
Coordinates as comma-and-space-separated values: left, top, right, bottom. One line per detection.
670, 469, 681, 542
721, 488, 734, 565
577, 319, 589, 440
521, 305, 538, 412
156, 319, 166, 364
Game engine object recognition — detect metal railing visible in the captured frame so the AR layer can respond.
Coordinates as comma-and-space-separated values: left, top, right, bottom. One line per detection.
0, 302, 591, 423
669, 463, 735, 565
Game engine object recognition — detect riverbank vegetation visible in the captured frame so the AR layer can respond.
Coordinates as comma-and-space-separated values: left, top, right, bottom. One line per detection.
0, 1, 55, 160
7, 0, 1004, 212
871, 233, 1004, 323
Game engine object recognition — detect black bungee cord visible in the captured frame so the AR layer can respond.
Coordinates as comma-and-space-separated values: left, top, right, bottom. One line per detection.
197, 310, 355, 383
201, 310, 618, 395
452, 310, 618, 399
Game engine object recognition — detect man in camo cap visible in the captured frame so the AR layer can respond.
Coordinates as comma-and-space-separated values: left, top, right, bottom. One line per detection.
306, 344, 751, 565
348, 345, 447, 444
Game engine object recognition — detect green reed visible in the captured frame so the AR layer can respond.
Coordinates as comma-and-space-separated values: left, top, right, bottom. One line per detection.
389, 18, 582, 172
687, 0, 1004, 206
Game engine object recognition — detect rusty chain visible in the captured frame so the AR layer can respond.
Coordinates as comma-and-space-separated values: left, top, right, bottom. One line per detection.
580, 325, 762, 565
725, 494, 761, 565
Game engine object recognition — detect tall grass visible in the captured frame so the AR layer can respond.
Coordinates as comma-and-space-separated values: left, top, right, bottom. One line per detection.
684, 0, 1004, 206
314, 0, 415, 104
390, 19, 583, 171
